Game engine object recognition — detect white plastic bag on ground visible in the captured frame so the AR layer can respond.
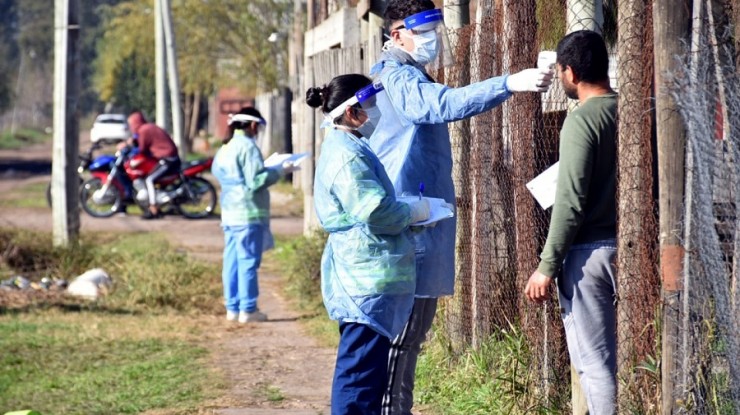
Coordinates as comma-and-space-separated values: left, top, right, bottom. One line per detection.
66, 268, 112, 299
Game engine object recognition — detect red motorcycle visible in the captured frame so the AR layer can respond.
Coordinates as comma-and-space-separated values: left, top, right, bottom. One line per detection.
80, 146, 217, 219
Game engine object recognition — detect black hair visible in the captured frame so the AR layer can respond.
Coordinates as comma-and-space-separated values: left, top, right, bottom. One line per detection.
306, 74, 372, 121
228, 106, 264, 138
556, 30, 610, 84
383, 0, 435, 28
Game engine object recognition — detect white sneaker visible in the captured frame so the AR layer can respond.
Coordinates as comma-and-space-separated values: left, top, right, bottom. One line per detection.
238, 309, 267, 323
226, 310, 238, 321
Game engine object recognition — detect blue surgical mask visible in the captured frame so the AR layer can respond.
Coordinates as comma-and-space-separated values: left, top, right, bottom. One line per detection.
402, 30, 439, 65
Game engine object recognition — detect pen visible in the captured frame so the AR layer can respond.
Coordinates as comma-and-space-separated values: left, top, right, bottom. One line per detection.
419, 182, 424, 200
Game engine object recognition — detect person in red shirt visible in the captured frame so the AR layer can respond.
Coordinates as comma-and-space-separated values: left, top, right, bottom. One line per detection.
126, 111, 181, 219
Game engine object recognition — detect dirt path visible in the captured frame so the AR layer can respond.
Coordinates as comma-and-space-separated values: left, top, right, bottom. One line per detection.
0, 140, 335, 414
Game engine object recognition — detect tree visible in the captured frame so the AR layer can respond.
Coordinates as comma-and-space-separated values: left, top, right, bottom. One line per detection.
0, 0, 18, 113
94, 0, 156, 114
93, 0, 291, 136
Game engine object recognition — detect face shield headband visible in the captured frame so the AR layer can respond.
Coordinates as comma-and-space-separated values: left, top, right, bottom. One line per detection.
325, 81, 384, 123
228, 113, 266, 126
401, 8, 443, 32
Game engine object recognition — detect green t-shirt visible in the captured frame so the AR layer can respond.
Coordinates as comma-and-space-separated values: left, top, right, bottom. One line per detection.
537, 93, 618, 277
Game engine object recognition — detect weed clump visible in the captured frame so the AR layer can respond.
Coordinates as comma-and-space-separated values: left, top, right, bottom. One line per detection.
0, 228, 222, 314
274, 229, 327, 313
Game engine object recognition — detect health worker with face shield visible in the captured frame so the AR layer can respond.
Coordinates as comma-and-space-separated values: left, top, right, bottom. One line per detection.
307, 73, 431, 415
212, 107, 297, 324
369, 1, 554, 414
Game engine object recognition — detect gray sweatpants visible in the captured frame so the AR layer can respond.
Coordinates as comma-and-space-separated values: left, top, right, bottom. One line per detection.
381, 297, 437, 415
558, 239, 618, 415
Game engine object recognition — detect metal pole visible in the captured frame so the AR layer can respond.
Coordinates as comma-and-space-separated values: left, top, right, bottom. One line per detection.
159, 0, 185, 158
52, 0, 80, 247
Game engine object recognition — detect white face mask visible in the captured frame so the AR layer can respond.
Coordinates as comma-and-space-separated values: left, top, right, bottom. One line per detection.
401, 30, 439, 65
355, 106, 381, 138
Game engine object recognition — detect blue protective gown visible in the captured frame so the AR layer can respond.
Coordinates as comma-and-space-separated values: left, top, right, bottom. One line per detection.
314, 128, 416, 339
369, 58, 512, 297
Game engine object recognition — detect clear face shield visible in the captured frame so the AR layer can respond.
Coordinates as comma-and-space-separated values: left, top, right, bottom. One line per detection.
324, 81, 386, 138
396, 9, 454, 71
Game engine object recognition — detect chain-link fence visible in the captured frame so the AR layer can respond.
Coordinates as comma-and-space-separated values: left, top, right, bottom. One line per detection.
296, 1, 739, 412
667, 5, 740, 412
438, 1, 662, 413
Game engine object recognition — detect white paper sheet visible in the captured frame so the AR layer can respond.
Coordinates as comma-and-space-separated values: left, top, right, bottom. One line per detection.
264, 152, 310, 168
526, 161, 559, 210
397, 196, 455, 226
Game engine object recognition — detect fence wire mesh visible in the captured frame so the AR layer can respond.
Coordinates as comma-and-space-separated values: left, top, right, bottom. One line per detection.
437, 1, 661, 413
298, 0, 740, 412
668, 9, 740, 413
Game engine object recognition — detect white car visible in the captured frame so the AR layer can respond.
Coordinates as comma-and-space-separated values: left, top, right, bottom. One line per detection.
90, 114, 130, 144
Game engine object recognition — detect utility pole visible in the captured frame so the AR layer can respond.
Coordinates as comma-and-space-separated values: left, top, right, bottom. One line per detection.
444, 0, 473, 350
444, 0, 470, 28
159, 0, 185, 158
653, 1, 690, 413
154, 0, 167, 128
51, 0, 80, 247
567, 0, 604, 32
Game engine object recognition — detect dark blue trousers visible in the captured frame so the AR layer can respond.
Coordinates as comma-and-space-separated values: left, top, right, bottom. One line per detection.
331, 322, 390, 415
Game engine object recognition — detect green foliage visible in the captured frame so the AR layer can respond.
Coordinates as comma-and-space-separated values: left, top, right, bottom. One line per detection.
273, 230, 327, 313
16, 0, 53, 63
93, 0, 292, 108
176, 0, 293, 94
270, 230, 338, 347
0, 44, 14, 113
0, 182, 48, 208
0, 127, 51, 149
536, 0, 567, 50
94, 0, 156, 114
0, 228, 224, 414
0, 315, 221, 414
415, 324, 564, 414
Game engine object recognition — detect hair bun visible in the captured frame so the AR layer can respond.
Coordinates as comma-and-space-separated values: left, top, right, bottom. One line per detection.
305, 87, 323, 108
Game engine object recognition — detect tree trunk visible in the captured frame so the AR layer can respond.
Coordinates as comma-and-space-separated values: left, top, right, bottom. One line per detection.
444, 0, 473, 352
616, 0, 659, 412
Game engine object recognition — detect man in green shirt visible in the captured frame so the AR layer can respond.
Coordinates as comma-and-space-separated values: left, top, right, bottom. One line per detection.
525, 30, 618, 415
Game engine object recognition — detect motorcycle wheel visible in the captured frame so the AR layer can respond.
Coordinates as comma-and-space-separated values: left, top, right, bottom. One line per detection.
80, 178, 123, 218
177, 177, 217, 219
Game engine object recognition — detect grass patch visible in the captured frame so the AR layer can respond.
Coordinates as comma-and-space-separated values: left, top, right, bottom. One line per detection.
270, 179, 303, 218
270, 230, 337, 347
0, 229, 227, 414
415, 323, 564, 414
0, 128, 51, 149
255, 384, 285, 403
0, 312, 223, 414
0, 182, 49, 208
0, 228, 223, 315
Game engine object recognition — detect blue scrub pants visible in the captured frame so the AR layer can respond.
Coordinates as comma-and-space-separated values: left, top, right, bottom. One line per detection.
332, 322, 390, 415
222, 224, 264, 313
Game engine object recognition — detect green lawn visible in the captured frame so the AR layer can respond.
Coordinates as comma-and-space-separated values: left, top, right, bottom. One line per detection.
0, 230, 226, 414
0, 313, 222, 415
0, 128, 51, 150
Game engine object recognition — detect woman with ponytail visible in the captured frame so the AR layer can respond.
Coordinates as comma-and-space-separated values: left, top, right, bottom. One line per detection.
307, 74, 430, 414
